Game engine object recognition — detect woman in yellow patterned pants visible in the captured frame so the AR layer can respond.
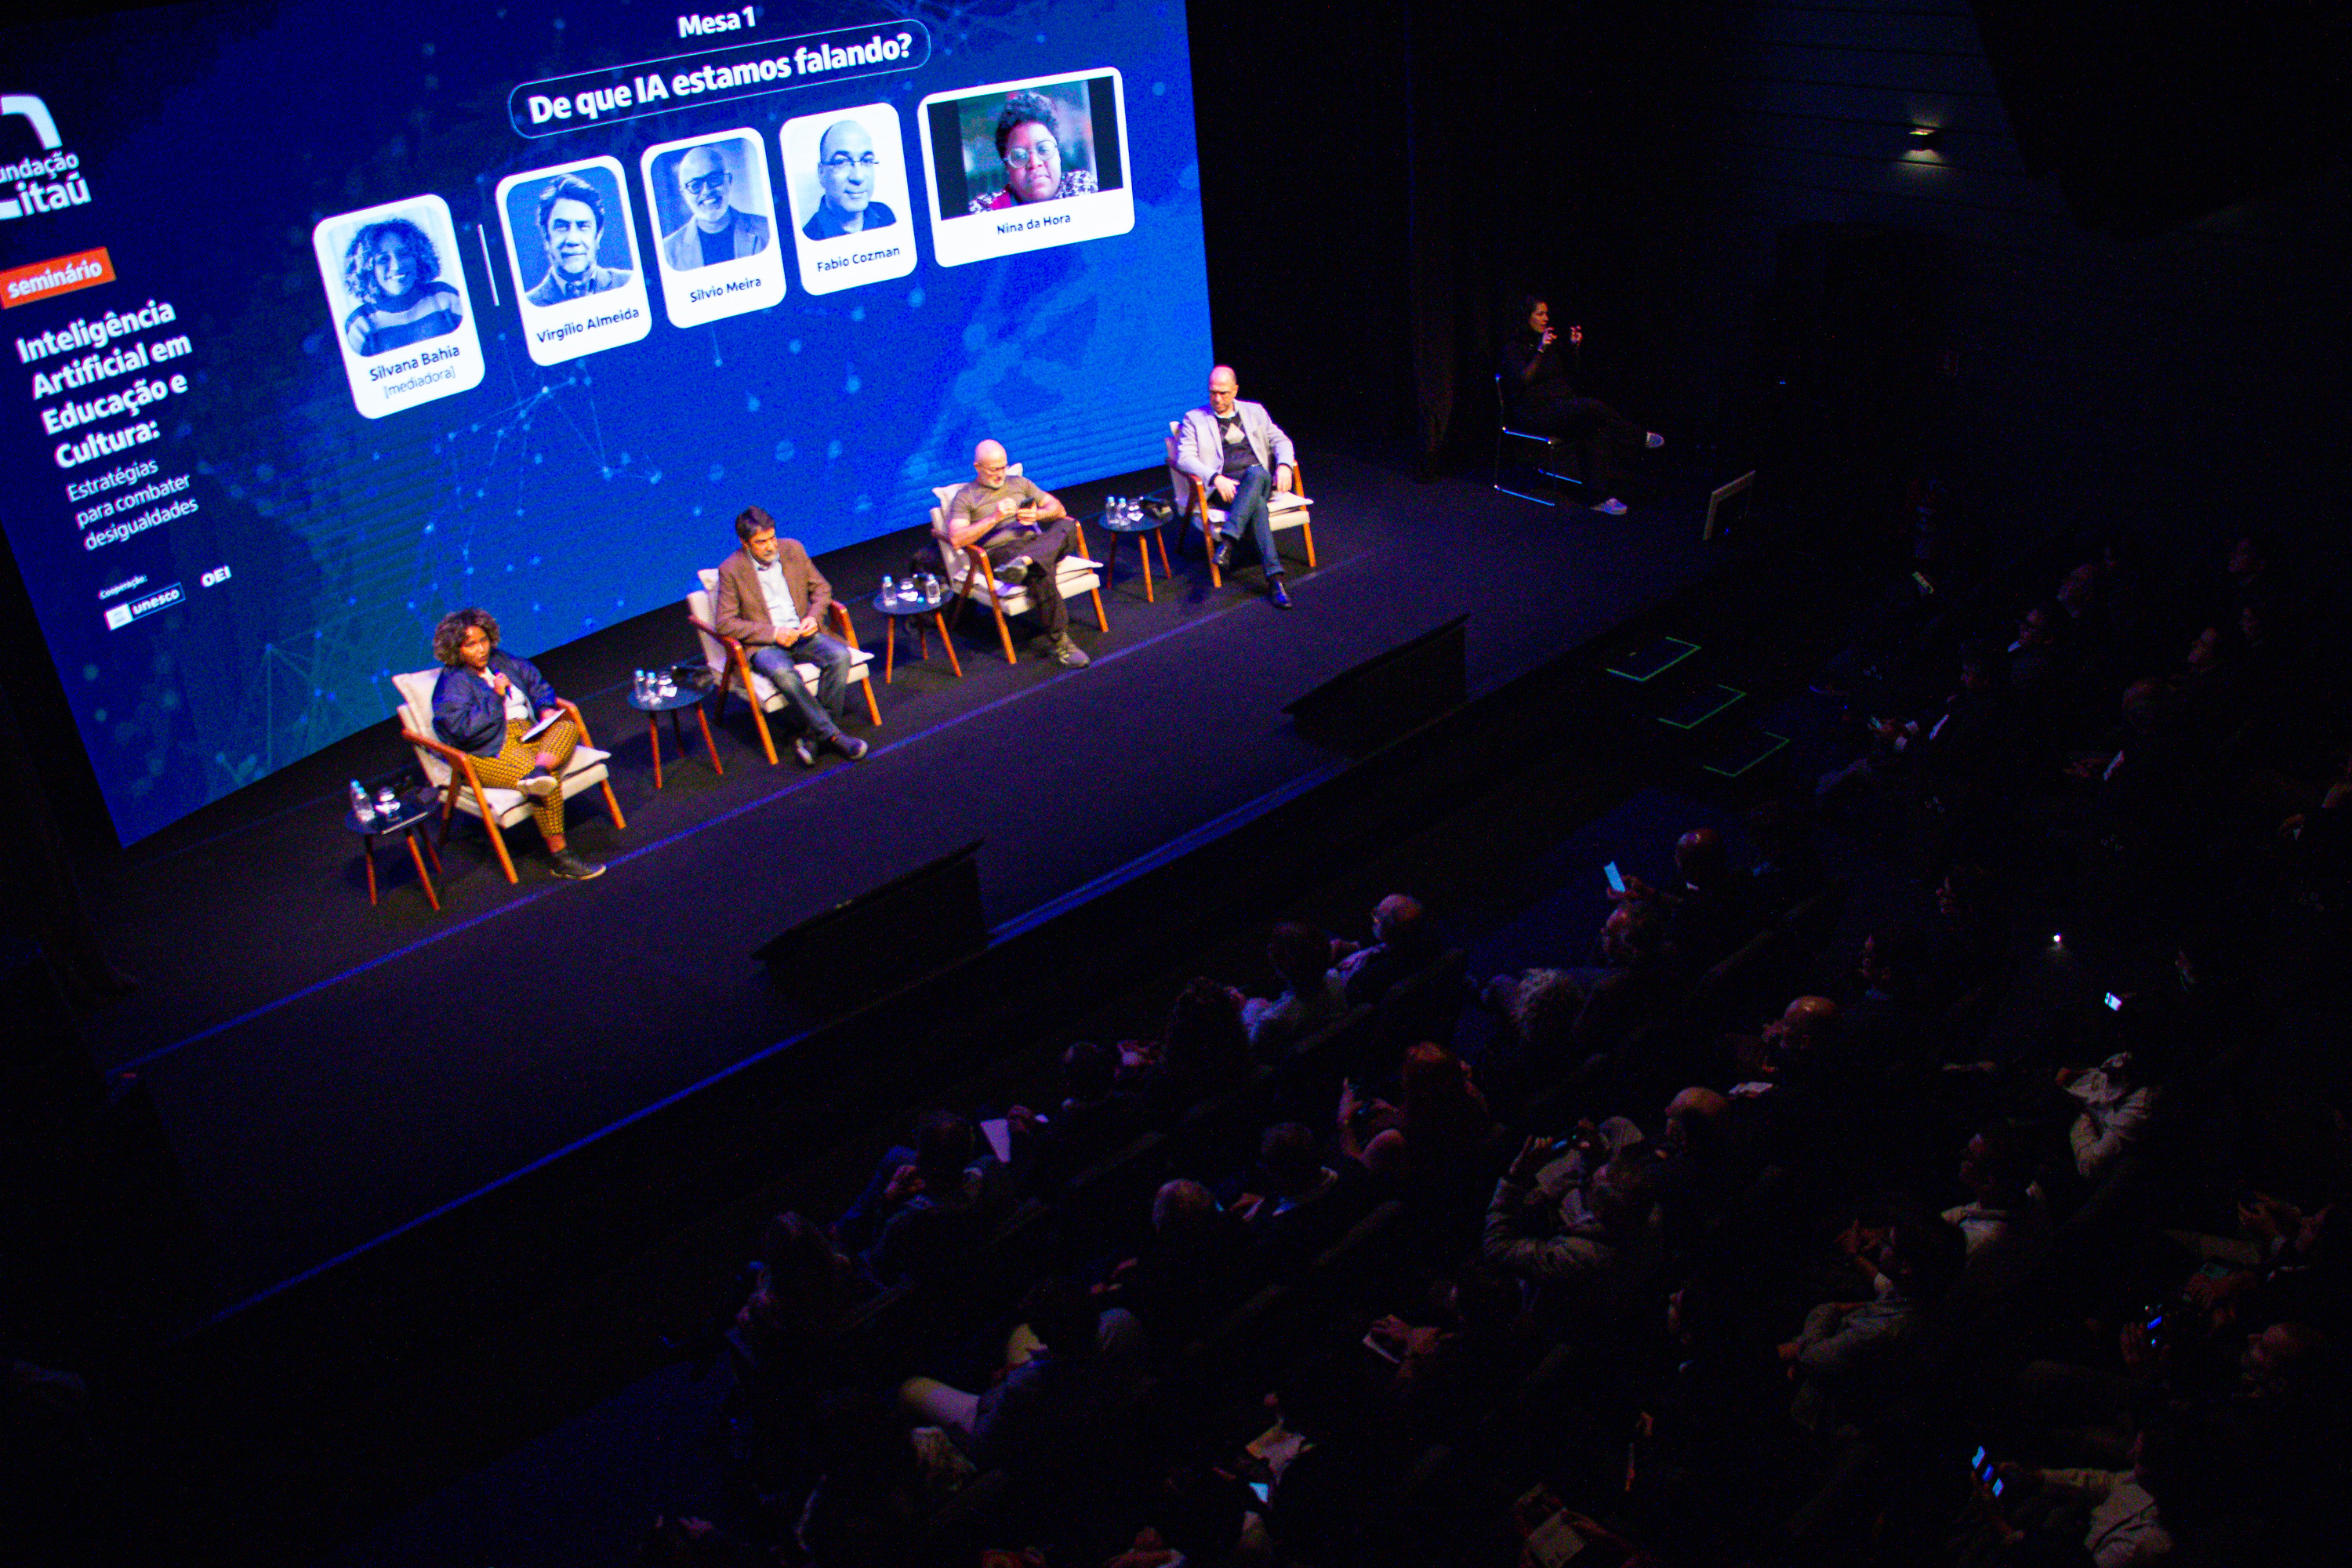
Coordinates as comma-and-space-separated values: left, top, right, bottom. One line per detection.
430, 608, 605, 880
466, 715, 581, 840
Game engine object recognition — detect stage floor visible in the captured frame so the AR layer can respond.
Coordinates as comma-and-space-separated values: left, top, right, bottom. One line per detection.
78, 453, 1737, 1313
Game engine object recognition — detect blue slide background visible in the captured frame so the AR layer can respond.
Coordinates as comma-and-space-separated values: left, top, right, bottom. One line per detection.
0, 1, 1210, 843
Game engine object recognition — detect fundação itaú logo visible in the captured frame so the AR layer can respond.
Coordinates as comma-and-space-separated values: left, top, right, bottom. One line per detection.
0, 96, 93, 222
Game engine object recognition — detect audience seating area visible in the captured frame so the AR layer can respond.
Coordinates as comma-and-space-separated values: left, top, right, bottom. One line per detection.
24, 519, 2348, 1568
652, 519, 2350, 1566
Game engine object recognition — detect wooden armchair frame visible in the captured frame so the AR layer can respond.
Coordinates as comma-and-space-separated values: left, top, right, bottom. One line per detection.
940, 514, 1111, 666
688, 598, 884, 767
1167, 437, 1313, 588
397, 695, 626, 885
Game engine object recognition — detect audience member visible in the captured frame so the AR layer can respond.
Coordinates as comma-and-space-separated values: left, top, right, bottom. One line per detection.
1650, 827, 1750, 974
1338, 1041, 1499, 1185
1237, 1122, 1373, 1276
1006, 1039, 1145, 1196
1125, 977, 1255, 1117
1102, 1178, 1257, 1352
1334, 894, 1438, 1004
1240, 920, 1348, 1054
1363, 1261, 1538, 1443
837, 1111, 1001, 1287
1482, 1120, 1663, 1319
2059, 1046, 2165, 1185
1780, 1210, 1965, 1433
897, 1277, 1144, 1472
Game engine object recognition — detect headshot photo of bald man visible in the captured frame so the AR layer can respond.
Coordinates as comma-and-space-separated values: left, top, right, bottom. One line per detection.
781, 103, 918, 296
802, 117, 898, 241
653, 137, 772, 272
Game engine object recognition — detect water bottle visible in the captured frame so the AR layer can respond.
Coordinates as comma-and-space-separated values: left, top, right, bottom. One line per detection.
924, 571, 940, 601
350, 780, 374, 823
881, 574, 896, 603
633, 669, 645, 700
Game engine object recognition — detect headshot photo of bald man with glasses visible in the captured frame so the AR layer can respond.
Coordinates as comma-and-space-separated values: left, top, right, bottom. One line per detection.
782, 104, 919, 296
802, 118, 898, 241
657, 139, 772, 272
641, 129, 790, 325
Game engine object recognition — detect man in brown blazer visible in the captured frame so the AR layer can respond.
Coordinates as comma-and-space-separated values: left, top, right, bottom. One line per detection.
714, 506, 868, 765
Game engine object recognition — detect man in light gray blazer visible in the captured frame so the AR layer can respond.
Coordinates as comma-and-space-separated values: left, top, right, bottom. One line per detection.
1175, 365, 1298, 608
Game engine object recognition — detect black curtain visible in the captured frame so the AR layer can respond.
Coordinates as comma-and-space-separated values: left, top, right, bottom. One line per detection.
1188, 0, 1731, 472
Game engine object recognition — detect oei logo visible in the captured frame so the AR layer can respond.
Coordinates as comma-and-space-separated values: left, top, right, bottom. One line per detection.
2, 96, 93, 222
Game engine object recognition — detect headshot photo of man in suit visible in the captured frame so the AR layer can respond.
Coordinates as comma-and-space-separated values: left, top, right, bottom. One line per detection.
659, 141, 771, 271
523, 172, 633, 305
802, 118, 897, 241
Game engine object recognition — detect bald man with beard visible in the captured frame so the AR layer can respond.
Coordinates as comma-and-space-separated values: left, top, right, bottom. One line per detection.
937, 438, 1089, 667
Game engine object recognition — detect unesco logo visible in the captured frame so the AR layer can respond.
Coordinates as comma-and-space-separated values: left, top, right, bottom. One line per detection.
1, 96, 93, 222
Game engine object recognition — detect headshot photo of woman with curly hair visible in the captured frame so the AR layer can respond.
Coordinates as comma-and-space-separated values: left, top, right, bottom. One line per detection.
967, 89, 1098, 212
339, 215, 465, 357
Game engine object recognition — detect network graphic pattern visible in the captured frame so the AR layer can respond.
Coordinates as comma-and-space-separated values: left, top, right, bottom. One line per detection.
56, 0, 1207, 837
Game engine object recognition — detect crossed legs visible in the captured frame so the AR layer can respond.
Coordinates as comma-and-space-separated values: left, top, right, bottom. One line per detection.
1215, 463, 1283, 576
470, 717, 579, 850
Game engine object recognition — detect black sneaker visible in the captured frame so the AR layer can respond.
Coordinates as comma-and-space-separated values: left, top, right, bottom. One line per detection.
1212, 537, 1235, 570
1268, 576, 1293, 609
830, 733, 869, 760
549, 849, 605, 881
517, 767, 560, 800
791, 735, 818, 768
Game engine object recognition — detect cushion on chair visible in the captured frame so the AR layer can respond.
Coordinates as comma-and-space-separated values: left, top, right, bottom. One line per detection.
1206, 490, 1312, 528
688, 578, 735, 681
1168, 432, 1310, 528
688, 572, 872, 713
458, 746, 614, 827
390, 668, 610, 827
735, 650, 873, 709
970, 556, 1103, 615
